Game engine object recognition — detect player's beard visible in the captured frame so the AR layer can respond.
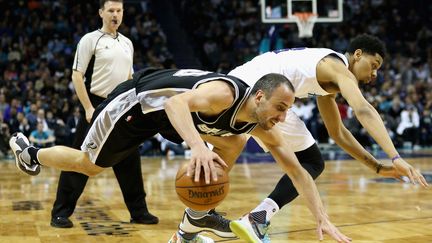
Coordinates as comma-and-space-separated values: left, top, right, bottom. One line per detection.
252, 112, 273, 130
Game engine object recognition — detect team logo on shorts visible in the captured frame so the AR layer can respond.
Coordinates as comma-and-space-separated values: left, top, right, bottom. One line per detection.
86, 142, 98, 149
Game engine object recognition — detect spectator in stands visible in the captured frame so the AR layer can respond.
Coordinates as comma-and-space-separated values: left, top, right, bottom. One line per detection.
0, 112, 10, 157
156, 134, 187, 157
0, 94, 7, 115
18, 117, 32, 137
25, 103, 38, 130
36, 108, 49, 132
66, 106, 80, 143
419, 109, 432, 146
396, 105, 420, 149
3, 98, 23, 123
29, 122, 55, 148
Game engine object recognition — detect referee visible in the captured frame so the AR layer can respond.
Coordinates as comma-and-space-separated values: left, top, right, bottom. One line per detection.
50, 0, 158, 228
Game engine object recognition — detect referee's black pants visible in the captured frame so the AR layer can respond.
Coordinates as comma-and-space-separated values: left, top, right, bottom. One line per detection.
51, 96, 150, 219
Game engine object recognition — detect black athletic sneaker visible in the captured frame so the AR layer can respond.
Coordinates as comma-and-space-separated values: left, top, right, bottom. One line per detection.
9, 132, 40, 176
179, 209, 235, 238
130, 212, 159, 224
50, 216, 73, 228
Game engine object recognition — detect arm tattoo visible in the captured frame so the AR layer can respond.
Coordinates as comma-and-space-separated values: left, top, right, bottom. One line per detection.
363, 155, 380, 171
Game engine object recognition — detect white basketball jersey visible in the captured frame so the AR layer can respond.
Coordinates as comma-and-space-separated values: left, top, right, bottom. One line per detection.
228, 48, 348, 98
229, 48, 349, 152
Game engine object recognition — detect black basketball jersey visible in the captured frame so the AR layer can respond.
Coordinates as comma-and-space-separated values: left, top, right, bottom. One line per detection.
132, 69, 258, 136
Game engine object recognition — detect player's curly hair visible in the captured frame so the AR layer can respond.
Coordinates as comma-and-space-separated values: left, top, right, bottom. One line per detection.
251, 73, 295, 97
347, 34, 386, 58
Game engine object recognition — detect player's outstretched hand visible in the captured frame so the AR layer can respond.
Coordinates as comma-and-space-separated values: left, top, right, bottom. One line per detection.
186, 144, 227, 184
379, 164, 406, 182
393, 157, 429, 188
317, 215, 352, 243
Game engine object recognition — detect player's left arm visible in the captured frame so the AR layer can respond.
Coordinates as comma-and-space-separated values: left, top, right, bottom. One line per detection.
164, 80, 234, 183
317, 95, 398, 178
318, 59, 428, 187
250, 127, 352, 243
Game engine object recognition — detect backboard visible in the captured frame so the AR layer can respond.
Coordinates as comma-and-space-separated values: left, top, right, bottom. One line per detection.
261, 0, 343, 24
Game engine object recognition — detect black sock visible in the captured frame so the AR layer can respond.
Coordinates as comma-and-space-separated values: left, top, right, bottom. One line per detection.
26, 147, 41, 165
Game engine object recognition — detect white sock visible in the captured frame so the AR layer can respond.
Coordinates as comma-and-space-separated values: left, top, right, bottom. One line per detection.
186, 208, 209, 219
250, 198, 279, 222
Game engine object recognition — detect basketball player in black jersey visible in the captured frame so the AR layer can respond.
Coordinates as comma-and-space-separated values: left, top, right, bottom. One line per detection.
10, 68, 351, 243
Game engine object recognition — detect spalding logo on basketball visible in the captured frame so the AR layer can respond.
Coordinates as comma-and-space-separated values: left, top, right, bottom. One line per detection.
175, 163, 229, 211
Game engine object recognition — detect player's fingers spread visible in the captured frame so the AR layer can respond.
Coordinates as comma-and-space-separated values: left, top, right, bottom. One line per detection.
186, 165, 193, 177
329, 230, 343, 242
326, 227, 343, 242
408, 169, 416, 185
194, 161, 202, 182
213, 153, 228, 168
420, 175, 429, 188
186, 160, 196, 177
203, 161, 210, 184
417, 175, 428, 188
316, 227, 323, 241
417, 173, 428, 188
337, 231, 351, 242
186, 158, 196, 176
209, 161, 218, 182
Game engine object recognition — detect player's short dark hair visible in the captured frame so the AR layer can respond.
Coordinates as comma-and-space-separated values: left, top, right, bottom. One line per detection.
251, 73, 295, 97
100, 0, 123, 9
347, 34, 386, 58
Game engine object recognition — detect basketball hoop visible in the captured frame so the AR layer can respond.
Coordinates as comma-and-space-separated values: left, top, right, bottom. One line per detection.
293, 12, 317, 38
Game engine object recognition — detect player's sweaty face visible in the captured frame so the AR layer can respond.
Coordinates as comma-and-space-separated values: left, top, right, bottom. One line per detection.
352, 53, 383, 84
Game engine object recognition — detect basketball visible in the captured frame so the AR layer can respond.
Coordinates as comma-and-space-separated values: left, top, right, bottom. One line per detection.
175, 162, 229, 211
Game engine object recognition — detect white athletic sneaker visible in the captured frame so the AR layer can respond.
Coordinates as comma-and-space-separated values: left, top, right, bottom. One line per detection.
168, 231, 214, 243
9, 132, 40, 176
229, 213, 271, 243
179, 209, 235, 238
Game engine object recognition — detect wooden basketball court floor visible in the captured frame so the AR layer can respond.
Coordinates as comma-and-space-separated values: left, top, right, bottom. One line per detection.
0, 149, 431, 243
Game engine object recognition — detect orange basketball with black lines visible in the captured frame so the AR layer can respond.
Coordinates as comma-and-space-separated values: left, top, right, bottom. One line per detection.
175, 162, 229, 211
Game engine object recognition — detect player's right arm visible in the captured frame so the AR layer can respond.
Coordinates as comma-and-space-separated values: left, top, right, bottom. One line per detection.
250, 126, 351, 243
72, 35, 94, 123
164, 80, 233, 184
317, 58, 428, 188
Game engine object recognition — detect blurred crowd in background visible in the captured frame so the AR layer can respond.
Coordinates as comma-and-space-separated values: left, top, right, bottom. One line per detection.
1, 0, 431, 157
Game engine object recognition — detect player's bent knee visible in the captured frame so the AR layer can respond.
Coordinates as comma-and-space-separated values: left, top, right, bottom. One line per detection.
77, 153, 103, 176
311, 159, 325, 179
318, 159, 325, 173
81, 163, 103, 177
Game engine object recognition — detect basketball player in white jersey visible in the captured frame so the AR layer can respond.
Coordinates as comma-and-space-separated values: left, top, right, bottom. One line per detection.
224, 34, 428, 242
